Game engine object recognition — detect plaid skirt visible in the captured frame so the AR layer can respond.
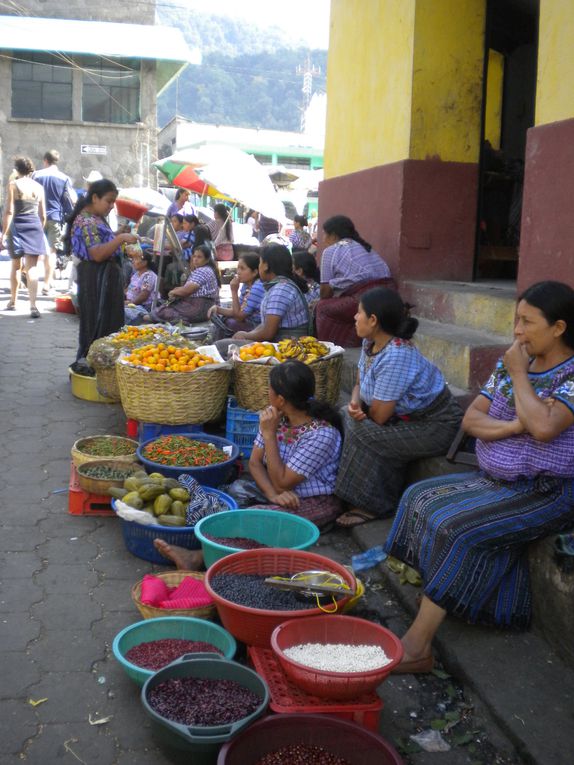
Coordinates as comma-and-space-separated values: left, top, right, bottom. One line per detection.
335, 387, 462, 517
385, 472, 574, 628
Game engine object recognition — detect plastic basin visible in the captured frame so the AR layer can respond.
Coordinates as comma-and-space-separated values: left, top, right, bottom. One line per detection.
112, 616, 237, 686
217, 713, 403, 764
141, 654, 268, 755
204, 549, 357, 648
270, 614, 403, 700
111, 488, 238, 564
137, 433, 240, 487
194, 509, 320, 568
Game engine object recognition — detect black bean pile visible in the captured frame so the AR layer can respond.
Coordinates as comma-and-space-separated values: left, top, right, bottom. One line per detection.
125, 639, 221, 671
255, 744, 352, 765
147, 677, 260, 726
210, 574, 319, 611
204, 534, 270, 550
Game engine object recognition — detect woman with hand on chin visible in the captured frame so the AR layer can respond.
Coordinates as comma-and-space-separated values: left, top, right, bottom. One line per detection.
385, 281, 574, 674
335, 287, 462, 527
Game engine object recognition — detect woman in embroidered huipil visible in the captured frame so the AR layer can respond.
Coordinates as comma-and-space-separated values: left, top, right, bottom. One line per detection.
67, 179, 138, 366
384, 281, 574, 674
244, 360, 344, 528
124, 246, 157, 325
208, 252, 265, 339
335, 287, 462, 526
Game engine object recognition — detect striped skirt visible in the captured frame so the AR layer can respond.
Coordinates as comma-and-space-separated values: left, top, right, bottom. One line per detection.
335, 387, 462, 518
384, 472, 574, 629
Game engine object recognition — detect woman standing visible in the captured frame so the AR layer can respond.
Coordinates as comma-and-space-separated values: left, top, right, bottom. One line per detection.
335, 287, 462, 526
385, 281, 574, 673
316, 215, 393, 347
207, 203, 234, 261
2, 157, 46, 318
289, 215, 312, 251
208, 252, 265, 338
67, 179, 138, 369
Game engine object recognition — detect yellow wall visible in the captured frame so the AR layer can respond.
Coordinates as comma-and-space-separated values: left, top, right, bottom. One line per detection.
536, 0, 574, 126
410, 0, 485, 162
324, 0, 416, 179
484, 50, 504, 150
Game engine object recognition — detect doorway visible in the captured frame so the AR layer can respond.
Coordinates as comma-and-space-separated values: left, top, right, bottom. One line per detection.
475, 0, 539, 280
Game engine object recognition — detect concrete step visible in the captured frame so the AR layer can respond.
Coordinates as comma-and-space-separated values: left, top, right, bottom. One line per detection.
414, 317, 510, 391
402, 279, 517, 336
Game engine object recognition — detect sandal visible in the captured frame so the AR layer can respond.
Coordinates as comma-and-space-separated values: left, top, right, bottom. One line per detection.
4, 303, 16, 311
336, 509, 379, 528
30, 308, 41, 319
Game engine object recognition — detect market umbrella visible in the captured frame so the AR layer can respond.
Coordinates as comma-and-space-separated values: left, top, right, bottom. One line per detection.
152, 147, 233, 197
267, 165, 300, 187
117, 187, 170, 214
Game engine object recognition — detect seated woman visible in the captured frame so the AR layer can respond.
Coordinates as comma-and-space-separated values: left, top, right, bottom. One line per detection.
208, 252, 265, 339
153, 361, 344, 568
335, 287, 462, 526
384, 281, 574, 673
124, 246, 157, 325
293, 251, 321, 311
316, 215, 394, 347
289, 214, 312, 251
207, 203, 234, 262
178, 214, 200, 254
152, 243, 220, 324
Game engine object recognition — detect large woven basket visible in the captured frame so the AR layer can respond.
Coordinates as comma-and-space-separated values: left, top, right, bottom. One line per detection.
233, 354, 344, 412
71, 435, 139, 468
95, 365, 121, 402
116, 362, 231, 425
131, 571, 216, 620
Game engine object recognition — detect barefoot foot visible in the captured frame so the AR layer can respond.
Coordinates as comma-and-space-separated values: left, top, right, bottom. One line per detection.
153, 539, 204, 571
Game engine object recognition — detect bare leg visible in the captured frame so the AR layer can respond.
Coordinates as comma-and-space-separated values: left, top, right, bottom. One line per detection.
25, 255, 39, 312
153, 539, 204, 570
400, 595, 447, 662
9, 258, 21, 306
44, 251, 55, 291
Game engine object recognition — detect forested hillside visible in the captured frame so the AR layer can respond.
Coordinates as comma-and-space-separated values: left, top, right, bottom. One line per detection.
157, 9, 327, 131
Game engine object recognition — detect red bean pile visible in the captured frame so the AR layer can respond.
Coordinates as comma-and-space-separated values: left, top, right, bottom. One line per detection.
204, 533, 270, 550
210, 574, 318, 611
147, 677, 261, 725
125, 639, 221, 671
255, 744, 352, 765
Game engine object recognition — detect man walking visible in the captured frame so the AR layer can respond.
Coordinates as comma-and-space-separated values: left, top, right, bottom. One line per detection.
33, 150, 77, 294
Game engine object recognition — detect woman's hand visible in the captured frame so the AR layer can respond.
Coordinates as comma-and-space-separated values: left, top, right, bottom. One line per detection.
347, 400, 367, 421
119, 233, 138, 245
233, 331, 249, 340
207, 304, 218, 319
230, 274, 240, 292
259, 405, 281, 438
269, 490, 300, 510
168, 288, 180, 300
504, 340, 530, 375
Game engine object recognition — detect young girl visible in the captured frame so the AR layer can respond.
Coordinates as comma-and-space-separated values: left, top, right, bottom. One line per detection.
152, 243, 220, 324
293, 251, 321, 311
208, 252, 265, 339
124, 246, 157, 325
289, 214, 312, 251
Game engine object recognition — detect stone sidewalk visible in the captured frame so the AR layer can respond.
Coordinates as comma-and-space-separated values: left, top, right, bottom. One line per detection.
0, 268, 563, 765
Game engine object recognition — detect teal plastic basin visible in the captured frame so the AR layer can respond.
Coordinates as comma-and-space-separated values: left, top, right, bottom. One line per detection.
194, 509, 320, 568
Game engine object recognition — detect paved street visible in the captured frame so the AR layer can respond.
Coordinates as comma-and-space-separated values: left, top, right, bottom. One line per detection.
0, 262, 566, 765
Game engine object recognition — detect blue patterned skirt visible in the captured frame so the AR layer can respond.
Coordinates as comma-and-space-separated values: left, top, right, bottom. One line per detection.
385, 472, 574, 628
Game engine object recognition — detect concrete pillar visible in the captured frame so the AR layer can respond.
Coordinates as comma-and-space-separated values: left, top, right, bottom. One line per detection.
517, 0, 574, 292
321, 0, 486, 284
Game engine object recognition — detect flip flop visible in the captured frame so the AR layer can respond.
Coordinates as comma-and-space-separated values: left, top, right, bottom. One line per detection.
392, 654, 435, 675
336, 509, 378, 528
4, 303, 16, 311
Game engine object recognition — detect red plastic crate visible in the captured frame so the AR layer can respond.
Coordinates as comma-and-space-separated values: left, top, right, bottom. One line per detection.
248, 647, 383, 731
68, 462, 114, 517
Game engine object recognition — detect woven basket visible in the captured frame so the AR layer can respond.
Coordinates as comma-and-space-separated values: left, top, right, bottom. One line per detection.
116, 362, 231, 425
234, 354, 344, 412
131, 571, 216, 620
76, 459, 142, 495
95, 365, 121, 402
71, 435, 140, 468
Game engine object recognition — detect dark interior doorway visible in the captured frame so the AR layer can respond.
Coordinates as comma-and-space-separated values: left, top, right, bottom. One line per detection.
475, 0, 539, 280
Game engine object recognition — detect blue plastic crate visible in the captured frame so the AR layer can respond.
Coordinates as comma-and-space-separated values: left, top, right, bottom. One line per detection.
225, 396, 260, 458
138, 421, 204, 444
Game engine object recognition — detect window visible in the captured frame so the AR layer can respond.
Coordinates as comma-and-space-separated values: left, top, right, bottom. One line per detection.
11, 52, 73, 120
277, 156, 312, 170
80, 57, 140, 124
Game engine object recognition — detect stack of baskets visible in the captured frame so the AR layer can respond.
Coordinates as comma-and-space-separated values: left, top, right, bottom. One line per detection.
233, 346, 344, 412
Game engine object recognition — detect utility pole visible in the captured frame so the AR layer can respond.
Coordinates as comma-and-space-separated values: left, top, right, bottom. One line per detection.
296, 54, 321, 132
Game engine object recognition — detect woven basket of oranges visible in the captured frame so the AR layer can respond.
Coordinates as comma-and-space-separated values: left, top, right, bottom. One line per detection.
116, 342, 231, 425
232, 339, 343, 411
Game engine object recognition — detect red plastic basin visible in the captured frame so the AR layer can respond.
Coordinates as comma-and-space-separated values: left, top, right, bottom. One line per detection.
270, 614, 403, 700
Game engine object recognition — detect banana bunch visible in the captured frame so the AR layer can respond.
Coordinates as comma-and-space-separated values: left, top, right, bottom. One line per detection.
277, 337, 330, 364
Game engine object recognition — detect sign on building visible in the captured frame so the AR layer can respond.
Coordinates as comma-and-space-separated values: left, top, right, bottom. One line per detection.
80, 145, 107, 155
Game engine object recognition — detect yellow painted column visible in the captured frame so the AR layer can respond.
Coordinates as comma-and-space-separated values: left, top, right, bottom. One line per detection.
536, 0, 574, 126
